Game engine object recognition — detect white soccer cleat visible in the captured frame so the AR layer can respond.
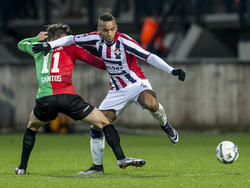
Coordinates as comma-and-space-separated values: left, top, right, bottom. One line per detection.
118, 157, 146, 169
15, 167, 26, 175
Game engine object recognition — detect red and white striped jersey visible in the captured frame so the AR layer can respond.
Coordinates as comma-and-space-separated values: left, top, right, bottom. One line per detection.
74, 32, 151, 90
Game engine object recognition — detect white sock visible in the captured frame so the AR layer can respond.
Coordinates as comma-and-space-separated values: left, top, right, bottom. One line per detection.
150, 103, 167, 126
90, 136, 105, 165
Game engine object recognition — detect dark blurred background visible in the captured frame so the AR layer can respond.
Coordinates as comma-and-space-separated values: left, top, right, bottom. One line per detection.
0, 0, 250, 133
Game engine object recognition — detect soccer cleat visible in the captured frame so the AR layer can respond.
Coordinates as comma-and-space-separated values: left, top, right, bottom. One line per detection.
78, 164, 104, 175
15, 167, 26, 175
161, 122, 179, 144
118, 157, 146, 169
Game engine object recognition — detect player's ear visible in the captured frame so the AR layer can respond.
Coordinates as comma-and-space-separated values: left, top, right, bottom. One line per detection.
97, 26, 101, 33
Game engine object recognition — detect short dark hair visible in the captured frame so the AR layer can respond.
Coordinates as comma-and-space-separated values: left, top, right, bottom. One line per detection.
45, 23, 72, 41
98, 12, 116, 26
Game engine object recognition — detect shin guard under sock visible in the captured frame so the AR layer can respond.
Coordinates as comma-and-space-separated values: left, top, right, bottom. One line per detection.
150, 103, 168, 126
19, 128, 37, 169
103, 124, 125, 160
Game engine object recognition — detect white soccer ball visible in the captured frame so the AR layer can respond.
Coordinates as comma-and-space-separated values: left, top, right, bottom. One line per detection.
216, 141, 239, 164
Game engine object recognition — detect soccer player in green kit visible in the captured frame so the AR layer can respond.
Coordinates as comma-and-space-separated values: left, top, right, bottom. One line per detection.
15, 23, 145, 175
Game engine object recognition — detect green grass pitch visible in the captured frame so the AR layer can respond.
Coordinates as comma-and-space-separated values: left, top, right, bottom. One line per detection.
0, 132, 249, 188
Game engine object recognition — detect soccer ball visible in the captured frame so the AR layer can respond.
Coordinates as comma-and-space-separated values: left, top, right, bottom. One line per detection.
216, 141, 239, 164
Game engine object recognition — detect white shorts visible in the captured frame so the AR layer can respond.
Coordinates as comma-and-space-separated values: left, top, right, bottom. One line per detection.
99, 79, 153, 116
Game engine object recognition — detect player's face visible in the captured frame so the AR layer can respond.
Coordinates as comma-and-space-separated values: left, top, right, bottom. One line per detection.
98, 20, 117, 43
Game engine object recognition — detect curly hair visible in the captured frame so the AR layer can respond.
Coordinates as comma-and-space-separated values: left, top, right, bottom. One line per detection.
45, 23, 72, 41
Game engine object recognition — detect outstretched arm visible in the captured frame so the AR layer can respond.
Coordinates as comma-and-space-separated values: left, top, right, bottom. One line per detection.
32, 33, 99, 55
147, 54, 185, 81
32, 35, 75, 55
73, 45, 106, 70
48, 33, 99, 49
48, 35, 75, 48
82, 53, 106, 70
121, 34, 186, 81
146, 54, 174, 73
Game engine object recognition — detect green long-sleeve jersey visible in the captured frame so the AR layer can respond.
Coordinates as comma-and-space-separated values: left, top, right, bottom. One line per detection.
18, 37, 54, 99
18, 36, 106, 99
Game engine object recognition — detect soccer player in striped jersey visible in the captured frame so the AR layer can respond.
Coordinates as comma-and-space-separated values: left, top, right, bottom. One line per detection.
15, 23, 145, 175
33, 12, 186, 175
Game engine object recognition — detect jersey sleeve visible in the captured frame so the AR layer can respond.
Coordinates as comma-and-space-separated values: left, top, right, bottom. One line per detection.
48, 35, 75, 49
147, 54, 174, 73
121, 34, 150, 61
17, 36, 40, 56
73, 45, 106, 70
121, 34, 174, 73
74, 32, 100, 48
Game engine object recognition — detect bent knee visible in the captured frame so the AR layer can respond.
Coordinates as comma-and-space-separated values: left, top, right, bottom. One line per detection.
101, 110, 117, 121
27, 123, 40, 131
94, 117, 111, 129
27, 121, 43, 131
147, 102, 159, 112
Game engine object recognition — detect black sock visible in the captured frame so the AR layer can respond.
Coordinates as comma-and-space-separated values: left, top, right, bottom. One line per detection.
103, 124, 125, 160
19, 128, 37, 169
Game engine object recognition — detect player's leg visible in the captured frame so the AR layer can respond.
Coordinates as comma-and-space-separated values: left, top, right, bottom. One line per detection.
90, 110, 116, 165
65, 95, 139, 168
80, 107, 127, 161
16, 111, 47, 175
81, 125, 105, 174
79, 110, 117, 175
60, 94, 119, 172
76, 92, 145, 174
83, 108, 145, 168
16, 96, 57, 175
138, 90, 165, 125
138, 90, 179, 144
